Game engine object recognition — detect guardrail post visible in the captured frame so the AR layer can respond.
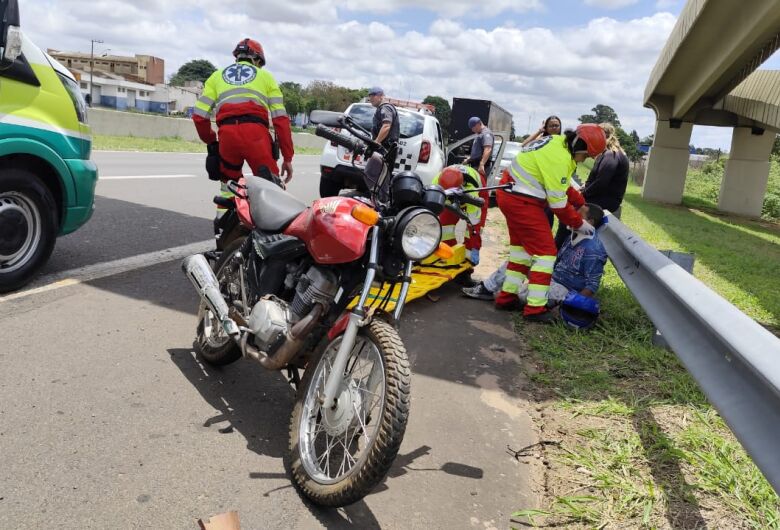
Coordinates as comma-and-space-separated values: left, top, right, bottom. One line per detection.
652, 250, 695, 349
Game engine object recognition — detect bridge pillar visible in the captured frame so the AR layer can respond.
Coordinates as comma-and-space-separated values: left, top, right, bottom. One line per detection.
718, 127, 774, 217
642, 120, 693, 204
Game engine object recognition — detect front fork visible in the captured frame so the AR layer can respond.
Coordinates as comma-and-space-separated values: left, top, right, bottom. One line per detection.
320, 226, 413, 410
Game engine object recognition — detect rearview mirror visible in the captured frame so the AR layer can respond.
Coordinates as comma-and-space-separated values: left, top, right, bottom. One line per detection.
0, 0, 22, 66
309, 110, 345, 128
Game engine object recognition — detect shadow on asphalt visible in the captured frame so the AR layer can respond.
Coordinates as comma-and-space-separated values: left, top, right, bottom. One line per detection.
42, 195, 213, 275
402, 282, 529, 400
167, 337, 488, 527
168, 347, 291, 459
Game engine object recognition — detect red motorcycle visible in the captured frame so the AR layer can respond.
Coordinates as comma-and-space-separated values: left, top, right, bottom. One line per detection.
182, 110, 484, 506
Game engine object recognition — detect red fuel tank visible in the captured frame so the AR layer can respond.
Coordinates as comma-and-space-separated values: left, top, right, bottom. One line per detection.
284, 197, 373, 264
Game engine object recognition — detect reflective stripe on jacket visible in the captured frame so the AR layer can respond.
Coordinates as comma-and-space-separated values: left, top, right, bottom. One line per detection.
509, 135, 576, 209
193, 61, 287, 122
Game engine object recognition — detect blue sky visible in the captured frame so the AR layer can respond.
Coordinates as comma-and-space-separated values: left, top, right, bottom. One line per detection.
19, 0, 780, 150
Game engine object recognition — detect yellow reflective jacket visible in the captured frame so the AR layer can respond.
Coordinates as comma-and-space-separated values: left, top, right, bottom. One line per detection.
508, 135, 576, 209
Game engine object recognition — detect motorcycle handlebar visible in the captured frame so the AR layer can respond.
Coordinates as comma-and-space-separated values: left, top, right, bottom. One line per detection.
446, 188, 485, 209
444, 203, 470, 223
315, 124, 365, 155
459, 193, 485, 209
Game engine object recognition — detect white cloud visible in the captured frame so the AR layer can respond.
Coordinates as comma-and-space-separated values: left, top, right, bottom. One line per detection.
15, 0, 735, 146
584, 0, 639, 9
341, 0, 543, 18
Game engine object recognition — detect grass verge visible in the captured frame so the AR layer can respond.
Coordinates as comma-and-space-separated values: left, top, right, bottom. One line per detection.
93, 134, 322, 155
507, 185, 780, 529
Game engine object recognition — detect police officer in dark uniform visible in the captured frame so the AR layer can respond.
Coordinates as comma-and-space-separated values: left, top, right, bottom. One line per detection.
368, 86, 400, 170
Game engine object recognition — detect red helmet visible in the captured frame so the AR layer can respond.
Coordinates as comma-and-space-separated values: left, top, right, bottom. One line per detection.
438, 166, 464, 189
574, 124, 606, 157
233, 38, 265, 66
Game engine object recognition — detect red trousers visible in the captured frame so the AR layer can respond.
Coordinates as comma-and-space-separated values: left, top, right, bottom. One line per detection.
218, 122, 278, 179
495, 175, 557, 316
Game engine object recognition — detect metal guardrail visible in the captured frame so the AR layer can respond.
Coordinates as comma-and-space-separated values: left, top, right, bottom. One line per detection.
600, 214, 780, 493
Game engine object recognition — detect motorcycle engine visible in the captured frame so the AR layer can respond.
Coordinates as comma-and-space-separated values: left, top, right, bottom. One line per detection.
246, 267, 338, 355
290, 266, 338, 320
247, 295, 292, 354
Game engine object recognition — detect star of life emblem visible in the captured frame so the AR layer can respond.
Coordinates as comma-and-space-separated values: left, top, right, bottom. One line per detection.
222, 63, 257, 85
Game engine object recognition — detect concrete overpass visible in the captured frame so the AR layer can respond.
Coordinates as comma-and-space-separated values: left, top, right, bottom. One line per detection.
642, 0, 780, 217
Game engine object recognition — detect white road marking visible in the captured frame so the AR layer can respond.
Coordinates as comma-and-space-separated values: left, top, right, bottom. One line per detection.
0, 240, 214, 303
100, 174, 198, 180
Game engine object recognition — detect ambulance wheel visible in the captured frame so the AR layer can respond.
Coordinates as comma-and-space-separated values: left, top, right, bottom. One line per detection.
0, 169, 58, 293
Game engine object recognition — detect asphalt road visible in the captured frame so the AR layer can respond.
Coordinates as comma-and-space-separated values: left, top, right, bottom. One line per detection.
0, 152, 537, 529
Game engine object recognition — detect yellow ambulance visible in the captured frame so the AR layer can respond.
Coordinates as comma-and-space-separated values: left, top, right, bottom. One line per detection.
0, 0, 97, 292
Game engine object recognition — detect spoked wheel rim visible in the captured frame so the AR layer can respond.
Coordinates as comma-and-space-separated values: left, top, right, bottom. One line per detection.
299, 335, 386, 485
202, 308, 231, 348
0, 192, 41, 274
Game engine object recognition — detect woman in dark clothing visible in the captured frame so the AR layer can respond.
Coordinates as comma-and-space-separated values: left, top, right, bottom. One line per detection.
555, 122, 629, 249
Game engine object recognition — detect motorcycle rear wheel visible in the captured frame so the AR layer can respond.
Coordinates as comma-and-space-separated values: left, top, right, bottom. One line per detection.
287, 319, 411, 507
195, 237, 245, 365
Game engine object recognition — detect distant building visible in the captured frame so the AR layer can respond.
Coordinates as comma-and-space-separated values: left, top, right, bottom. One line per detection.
47, 49, 165, 85
69, 68, 199, 115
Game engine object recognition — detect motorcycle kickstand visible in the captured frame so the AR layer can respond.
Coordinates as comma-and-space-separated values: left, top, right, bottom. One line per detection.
287, 367, 301, 390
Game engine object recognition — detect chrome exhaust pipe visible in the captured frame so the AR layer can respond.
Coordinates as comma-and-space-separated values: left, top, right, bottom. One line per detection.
182, 254, 240, 338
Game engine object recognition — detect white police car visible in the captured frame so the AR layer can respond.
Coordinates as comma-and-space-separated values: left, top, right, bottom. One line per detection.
319, 102, 446, 195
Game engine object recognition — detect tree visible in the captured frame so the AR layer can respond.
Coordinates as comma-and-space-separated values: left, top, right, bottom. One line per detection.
169, 59, 216, 86
579, 104, 621, 128
773, 134, 780, 157
510, 120, 516, 141
422, 95, 451, 140
280, 81, 304, 117
617, 127, 642, 163
303, 80, 364, 112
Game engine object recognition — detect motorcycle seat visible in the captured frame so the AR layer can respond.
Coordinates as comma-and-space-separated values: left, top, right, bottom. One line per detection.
245, 175, 307, 232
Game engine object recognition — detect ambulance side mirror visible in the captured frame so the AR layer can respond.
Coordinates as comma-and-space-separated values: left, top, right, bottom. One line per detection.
0, 0, 22, 67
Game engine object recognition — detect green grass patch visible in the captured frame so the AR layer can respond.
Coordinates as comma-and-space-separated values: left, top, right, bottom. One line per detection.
511, 187, 780, 528
93, 135, 206, 152
93, 134, 322, 155
684, 156, 780, 222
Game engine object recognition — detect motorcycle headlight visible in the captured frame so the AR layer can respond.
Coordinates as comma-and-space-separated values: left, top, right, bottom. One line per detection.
395, 208, 441, 261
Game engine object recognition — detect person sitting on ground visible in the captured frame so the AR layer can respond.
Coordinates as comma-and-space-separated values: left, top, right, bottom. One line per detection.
463, 203, 607, 305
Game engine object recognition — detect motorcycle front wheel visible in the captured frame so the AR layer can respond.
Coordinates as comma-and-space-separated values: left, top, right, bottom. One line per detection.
287, 319, 411, 507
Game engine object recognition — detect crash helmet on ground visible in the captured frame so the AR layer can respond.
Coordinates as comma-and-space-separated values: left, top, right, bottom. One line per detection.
560, 291, 600, 331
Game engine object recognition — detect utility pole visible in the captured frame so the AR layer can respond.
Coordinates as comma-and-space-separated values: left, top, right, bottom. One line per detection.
90, 39, 103, 103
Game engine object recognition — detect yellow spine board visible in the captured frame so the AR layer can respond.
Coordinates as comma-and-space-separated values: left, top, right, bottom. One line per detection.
349, 245, 471, 311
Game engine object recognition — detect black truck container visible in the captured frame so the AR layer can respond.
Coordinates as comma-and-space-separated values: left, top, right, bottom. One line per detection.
449, 98, 513, 142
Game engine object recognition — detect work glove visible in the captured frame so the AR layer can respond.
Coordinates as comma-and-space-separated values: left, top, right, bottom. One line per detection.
468, 248, 480, 266
573, 219, 595, 237
205, 142, 221, 181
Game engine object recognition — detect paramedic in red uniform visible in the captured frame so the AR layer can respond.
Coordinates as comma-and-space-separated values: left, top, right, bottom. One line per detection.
192, 38, 293, 184
496, 123, 606, 322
